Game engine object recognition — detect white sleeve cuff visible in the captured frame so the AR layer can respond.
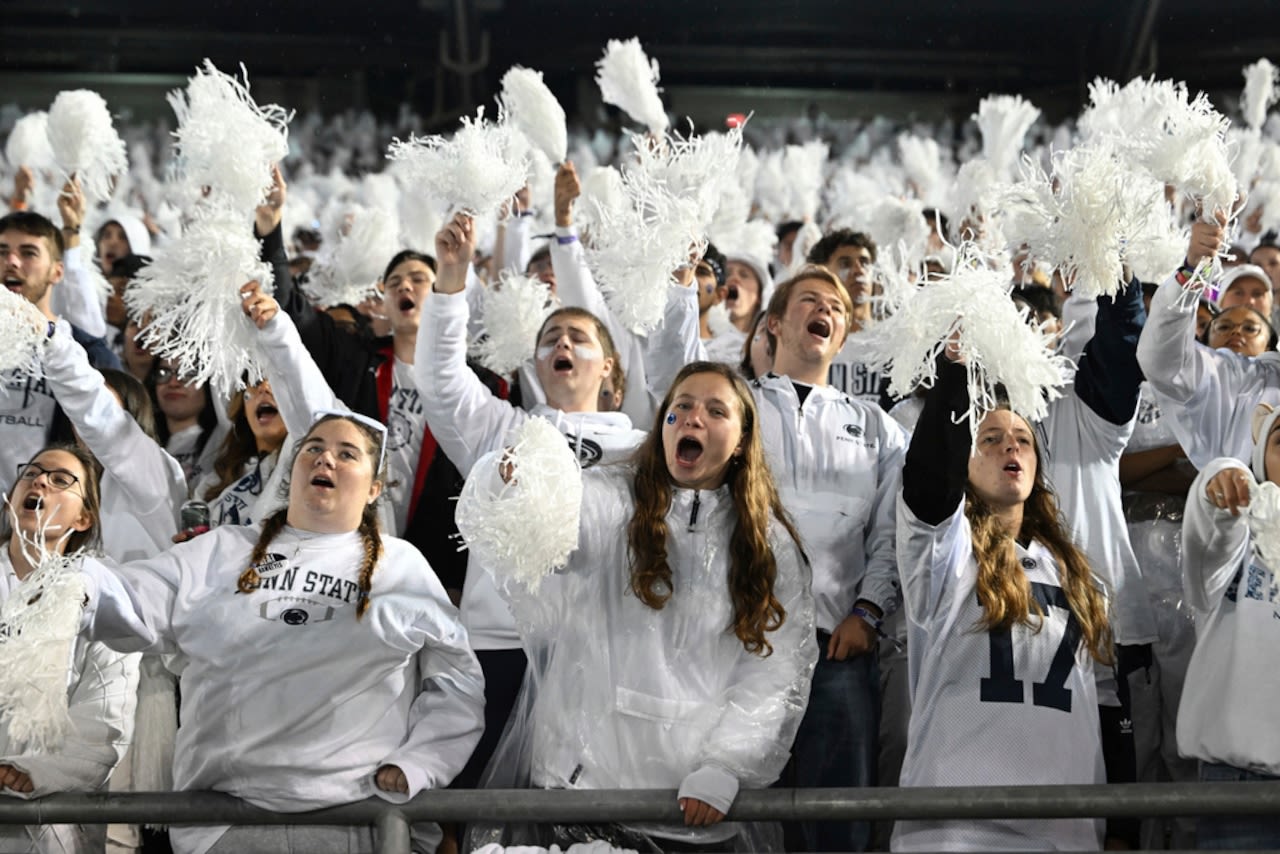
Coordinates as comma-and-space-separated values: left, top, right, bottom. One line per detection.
678, 764, 739, 815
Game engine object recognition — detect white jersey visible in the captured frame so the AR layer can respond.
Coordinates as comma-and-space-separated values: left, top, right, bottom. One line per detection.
1042, 385, 1155, 644
80, 525, 484, 854
1125, 382, 1179, 455
1137, 274, 1280, 468
415, 288, 647, 649
193, 454, 278, 529
827, 340, 891, 409
703, 327, 746, 365
751, 372, 909, 629
0, 550, 139, 854
893, 499, 1105, 852
1177, 458, 1280, 775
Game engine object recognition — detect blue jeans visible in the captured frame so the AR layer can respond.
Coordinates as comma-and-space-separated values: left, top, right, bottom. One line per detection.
1197, 762, 1280, 849
786, 643, 879, 852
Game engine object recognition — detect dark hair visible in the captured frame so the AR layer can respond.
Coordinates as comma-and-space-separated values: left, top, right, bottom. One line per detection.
776, 221, 803, 243
145, 360, 219, 460
526, 245, 552, 273
1012, 285, 1062, 322
0, 211, 64, 260
806, 228, 877, 267
100, 369, 160, 443
739, 310, 771, 381
1249, 241, 1279, 264
109, 254, 152, 280
923, 208, 950, 238
701, 241, 727, 287
381, 249, 437, 283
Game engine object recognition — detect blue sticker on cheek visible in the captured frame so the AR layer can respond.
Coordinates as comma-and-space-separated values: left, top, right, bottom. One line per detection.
666, 412, 677, 425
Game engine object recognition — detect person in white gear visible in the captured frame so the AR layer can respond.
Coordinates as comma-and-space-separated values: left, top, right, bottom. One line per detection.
417, 212, 653, 800
76, 404, 484, 854
1177, 403, 1280, 848
1138, 210, 1280, 468
893, 355, 1117, 852
752, 264, 909, 852
0, 444, 140, 854
463, 361, 816, 852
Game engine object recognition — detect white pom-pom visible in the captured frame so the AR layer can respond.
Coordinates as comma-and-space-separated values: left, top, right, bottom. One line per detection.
45, 90, 128, 203
470, 271, 553, 377
595, 38, 669, 134
577, 165, 627, 233
949, 157, 1003, 222
5, 112, 55, 172
305, 205, 401, 308
786, 220, 823, 276
975, 95, 1040, 180
1002, 144, 1162, 299
711, 219, 777, 271
898, 133, 950, 205
783, 141, 829, 221
0, 288, 48, 377
706, 301, 735, 339
126, 209, 273, 396
387, 108, 531, 220
864, 196, 931, 268
1145, 89, 1238, 219
851, 242, 1070, 437
499, 66, 568, 163
627, 124, 745, 230
753, 150, 790, 224
583, 167, 703, 334
1242, 59, 1279, 133
455, 416, 583, 591
167, 60, 292, 215
0, 538, 87, 752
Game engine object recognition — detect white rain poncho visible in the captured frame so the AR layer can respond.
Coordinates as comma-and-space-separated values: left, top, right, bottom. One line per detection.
462, 460, 817, 852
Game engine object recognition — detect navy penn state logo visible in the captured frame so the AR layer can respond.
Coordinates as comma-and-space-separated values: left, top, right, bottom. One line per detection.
258, 597, 336, 625
254, 552, 289, 578
843, 424, 863, 438
1020, 557, 1036, 570
281, 608, 309, 625
238, 463, 264, 497
564, 434, 603, 468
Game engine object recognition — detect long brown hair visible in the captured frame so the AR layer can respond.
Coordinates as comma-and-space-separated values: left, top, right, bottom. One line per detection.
627, 361, 804, 656
235, 414, 384, 619
204, 389, 284, 501
966, 408, 1113, 664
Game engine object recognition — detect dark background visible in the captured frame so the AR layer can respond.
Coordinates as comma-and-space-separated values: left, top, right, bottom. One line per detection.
2, 0, 1276, 127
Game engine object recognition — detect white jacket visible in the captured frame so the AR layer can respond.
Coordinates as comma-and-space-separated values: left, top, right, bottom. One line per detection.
471, 458, 816, 840
0, 550, 139, 854
79, 525, 485, 854
751, 372, 909, 630
1177, 458, 1280, 775
1137, 273, 1280, 468
415, 288, 647, 649
42, 327, 186, 562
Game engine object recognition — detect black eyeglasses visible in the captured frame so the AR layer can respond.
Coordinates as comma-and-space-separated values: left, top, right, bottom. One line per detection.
155, 365, 195, 385
16, 462, 82, 492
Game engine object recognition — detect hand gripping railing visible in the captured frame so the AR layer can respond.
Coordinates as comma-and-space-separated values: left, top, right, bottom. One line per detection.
2, 783, 1280, 853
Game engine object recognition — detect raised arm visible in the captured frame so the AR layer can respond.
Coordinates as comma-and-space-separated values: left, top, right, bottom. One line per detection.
1075, 277, 1145, 426
415, 214, 527, 475
1182, 457, 1254, 613
53, 176, 108, 338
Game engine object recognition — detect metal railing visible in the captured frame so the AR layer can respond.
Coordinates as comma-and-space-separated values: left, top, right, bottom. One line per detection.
2, 783, 1280, 853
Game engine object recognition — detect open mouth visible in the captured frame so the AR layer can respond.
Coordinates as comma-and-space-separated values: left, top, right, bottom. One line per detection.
675, 437, 704, 465
310, 474, 335, 489
553, 356, 574, 373
22, 494, 42, 512
3, 275, 21, 293
726, 285, 740, 301
398, 296, 415, 312
807, 318, 831, 339
1003, 461, 1022, 474
254, 403, 279, 424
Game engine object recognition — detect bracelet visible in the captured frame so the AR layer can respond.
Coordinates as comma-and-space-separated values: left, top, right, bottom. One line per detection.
850, 605, 882, 631
11, 199, 27, 211
62, 225, 80, 234
556, 234, 579, 246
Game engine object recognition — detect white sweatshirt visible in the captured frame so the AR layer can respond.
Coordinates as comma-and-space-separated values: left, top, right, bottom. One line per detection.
1137, 273, 1280, 467
751, 372, 909, 629
79, 524, 484, 854
0, 550, 139, 854
42, 327, 186, 562
892, 499, 1105, 852
1177, 458, 1280, 775
415, 288, 646, 649
51, 246, 107, 340
468, 457, 816, 842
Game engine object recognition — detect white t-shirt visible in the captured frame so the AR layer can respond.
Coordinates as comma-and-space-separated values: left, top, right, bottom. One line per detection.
385, 359, 427, 537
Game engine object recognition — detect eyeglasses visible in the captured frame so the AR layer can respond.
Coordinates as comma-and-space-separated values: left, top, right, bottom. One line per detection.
309, 409, 389, 473
1209, 319, 1267, 337
155, 365, 195, 385
16, 462, 82, 492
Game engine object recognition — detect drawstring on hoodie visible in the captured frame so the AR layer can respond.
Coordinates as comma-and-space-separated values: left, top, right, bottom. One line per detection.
687, 491, 701, 531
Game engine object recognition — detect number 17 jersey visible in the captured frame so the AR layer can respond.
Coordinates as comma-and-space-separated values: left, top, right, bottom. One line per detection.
892, 498, 1105, 852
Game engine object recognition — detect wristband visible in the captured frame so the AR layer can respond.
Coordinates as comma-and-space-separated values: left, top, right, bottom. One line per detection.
556, 234, 579, 246
850, 605, 882, 631
46, 320, 56, 339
